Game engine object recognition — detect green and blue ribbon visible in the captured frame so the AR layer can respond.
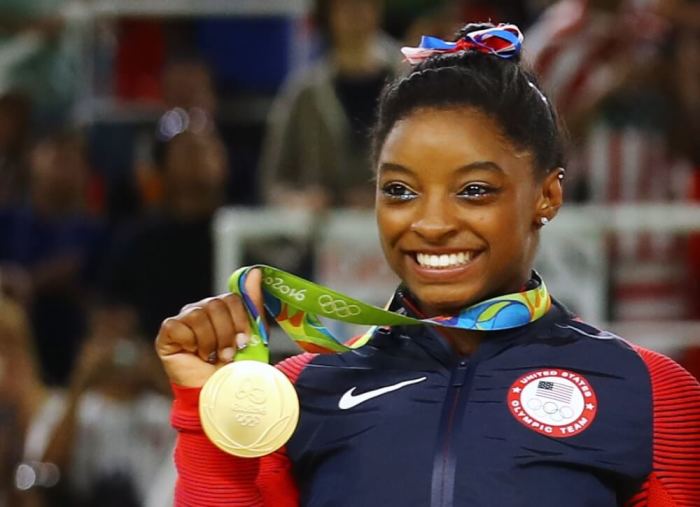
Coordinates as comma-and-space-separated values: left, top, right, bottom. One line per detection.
230, 265, 551, 363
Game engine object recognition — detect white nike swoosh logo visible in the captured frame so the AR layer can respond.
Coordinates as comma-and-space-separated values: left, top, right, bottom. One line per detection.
338, 377, 427, 410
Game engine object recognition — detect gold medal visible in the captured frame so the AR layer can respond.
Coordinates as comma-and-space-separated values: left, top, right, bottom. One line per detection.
199, 361, 300, 458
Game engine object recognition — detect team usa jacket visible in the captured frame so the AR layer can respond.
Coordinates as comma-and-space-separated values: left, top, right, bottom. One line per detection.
171, 298, 700, 506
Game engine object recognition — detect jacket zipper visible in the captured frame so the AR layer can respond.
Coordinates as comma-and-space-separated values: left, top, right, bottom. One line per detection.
430, 359, 470, 507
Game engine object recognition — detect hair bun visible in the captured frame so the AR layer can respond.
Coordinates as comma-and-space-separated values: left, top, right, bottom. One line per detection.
401, 22, 523, 65
456, 22, 523, 63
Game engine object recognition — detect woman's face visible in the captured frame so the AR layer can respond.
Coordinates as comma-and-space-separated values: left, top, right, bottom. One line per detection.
375, 107, 561, 316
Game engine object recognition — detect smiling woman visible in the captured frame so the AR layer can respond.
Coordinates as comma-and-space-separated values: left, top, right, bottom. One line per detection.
155, 22, 700, 507
375, 107, 562, 318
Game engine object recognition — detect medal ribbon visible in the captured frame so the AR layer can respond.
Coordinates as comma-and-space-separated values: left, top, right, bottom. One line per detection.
230, 265, 551, 362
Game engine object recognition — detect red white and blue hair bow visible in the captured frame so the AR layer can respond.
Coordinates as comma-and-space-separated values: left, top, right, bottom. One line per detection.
401, 24, 523, 65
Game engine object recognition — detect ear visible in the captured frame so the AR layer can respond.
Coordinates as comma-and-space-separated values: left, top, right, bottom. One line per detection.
534, 168, 564, 228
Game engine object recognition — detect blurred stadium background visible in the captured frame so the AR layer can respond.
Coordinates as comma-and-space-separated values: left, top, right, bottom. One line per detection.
0, 0, 699, 505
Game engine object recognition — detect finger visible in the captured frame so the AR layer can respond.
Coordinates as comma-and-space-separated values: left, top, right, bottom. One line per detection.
179, 306, 217, 362
206, 297, 237, 361
156, 317, 197, 356
244, 268, 268, 330
180, 296, 216, 314
222, 294, 252, 352
245, 269, 265, 315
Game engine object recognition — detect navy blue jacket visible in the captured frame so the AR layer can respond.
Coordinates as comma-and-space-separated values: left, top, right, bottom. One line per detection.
284, 300, 695, 506
172, 298, 700, 507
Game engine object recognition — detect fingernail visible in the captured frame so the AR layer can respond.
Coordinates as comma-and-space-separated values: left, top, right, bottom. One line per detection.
235, 333, 249, 350
220, 347, 235, 362
207, 351, 217, 364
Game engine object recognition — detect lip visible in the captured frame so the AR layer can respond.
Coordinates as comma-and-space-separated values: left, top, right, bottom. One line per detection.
405, 250, 483, 281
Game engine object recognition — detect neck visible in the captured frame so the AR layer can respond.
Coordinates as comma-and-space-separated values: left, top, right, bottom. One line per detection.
405, 271, 538, 356
442, 328, 484, 356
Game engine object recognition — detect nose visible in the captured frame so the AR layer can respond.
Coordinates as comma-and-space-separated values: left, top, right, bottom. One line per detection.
409, 197, 458, 242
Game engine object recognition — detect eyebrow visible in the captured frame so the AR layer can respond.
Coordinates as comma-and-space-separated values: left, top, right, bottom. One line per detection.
378, 161, 505, 175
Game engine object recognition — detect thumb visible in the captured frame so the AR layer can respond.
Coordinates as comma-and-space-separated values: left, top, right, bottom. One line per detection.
244, 268, 267, 329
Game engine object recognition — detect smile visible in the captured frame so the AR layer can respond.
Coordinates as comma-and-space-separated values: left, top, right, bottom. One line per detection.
415, 251, 476, 269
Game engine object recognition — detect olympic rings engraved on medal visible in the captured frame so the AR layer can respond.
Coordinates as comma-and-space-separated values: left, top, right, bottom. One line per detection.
318, 294, 361, 318
264, 276, 307, 302
234, 413, 261, 427
235, 378, 267, 404
231, 377, 267, 427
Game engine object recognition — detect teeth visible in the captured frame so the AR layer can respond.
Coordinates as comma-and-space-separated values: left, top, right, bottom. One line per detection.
416, 252, 475, 269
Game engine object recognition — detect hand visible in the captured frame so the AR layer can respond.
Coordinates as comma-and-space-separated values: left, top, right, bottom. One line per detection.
155, 269, 263, 387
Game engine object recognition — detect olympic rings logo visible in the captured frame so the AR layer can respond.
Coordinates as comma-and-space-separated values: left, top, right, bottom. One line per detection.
318, 295, 361, 318
234, 413, 261, 427
235, 378, 267, 404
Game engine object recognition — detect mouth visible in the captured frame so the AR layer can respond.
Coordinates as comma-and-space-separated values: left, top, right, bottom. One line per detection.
414, 251, 479, 270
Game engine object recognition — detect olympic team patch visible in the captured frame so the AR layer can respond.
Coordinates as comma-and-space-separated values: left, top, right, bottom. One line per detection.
507, 369, 598, 438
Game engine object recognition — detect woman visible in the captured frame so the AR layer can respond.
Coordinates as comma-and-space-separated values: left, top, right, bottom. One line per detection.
0, 298, 64, 507
259, 0, 400, 210
156, 23, 700, 506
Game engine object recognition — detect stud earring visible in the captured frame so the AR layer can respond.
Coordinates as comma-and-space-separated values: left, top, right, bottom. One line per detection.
539, 217, 549, 226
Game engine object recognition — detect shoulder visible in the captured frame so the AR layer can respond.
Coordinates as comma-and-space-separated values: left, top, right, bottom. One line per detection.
275, 353, 318, 384
631, 345, 700, 411
276, 60, 333, 101
274, 333, 379, 384
625, 346, 700, 505
551, 315, 645, 360
556, 314, 700, 404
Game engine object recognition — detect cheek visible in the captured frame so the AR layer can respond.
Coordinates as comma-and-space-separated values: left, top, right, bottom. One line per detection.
376, 206, 398, 249
375, 205, 409, 262
476, 198, 534, 251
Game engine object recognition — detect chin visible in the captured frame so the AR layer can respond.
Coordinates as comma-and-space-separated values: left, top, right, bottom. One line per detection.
410, 286, 482, 317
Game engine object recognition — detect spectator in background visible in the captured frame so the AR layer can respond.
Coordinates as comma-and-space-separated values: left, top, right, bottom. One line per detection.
259, 0, 401, 210
161, 59, 217, 115
403, 2, 464, 45
134, 59, 221, 212
103, 129, 228, 337
0, 92, 31, 207
42, 305, 173, 507
0, 131, 105, 385
403, 0, 540, 56
0, 297, 63, 507
525, 0, 700, 322
0, 0, 78, 129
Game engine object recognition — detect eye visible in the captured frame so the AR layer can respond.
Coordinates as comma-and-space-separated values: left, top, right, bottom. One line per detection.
458, 183, 495, 199
381, 182, 417, 201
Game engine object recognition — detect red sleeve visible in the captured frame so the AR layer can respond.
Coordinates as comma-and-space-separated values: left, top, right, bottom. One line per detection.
626, 347, 700, 507
171, 353, 316, 507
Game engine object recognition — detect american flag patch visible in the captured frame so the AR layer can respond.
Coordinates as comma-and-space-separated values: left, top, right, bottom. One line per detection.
536, 381, 574, 403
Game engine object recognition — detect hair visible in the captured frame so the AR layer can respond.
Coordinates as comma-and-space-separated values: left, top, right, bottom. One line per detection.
372, 23, 567, 177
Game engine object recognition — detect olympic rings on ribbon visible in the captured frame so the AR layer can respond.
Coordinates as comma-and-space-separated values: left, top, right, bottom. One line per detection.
318, 294, 362, 318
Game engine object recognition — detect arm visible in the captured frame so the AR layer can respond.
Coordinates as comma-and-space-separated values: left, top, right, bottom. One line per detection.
626, 347, 700, 507
42, 336, 116, 470
170, 354, 314, 507
171, 385, 266, 506
157, 264, 316, 507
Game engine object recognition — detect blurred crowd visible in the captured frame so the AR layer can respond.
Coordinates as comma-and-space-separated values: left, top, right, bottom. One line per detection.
1, 0, 699, 505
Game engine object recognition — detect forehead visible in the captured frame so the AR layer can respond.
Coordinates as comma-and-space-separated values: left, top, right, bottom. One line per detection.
378, 107, 533, 176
